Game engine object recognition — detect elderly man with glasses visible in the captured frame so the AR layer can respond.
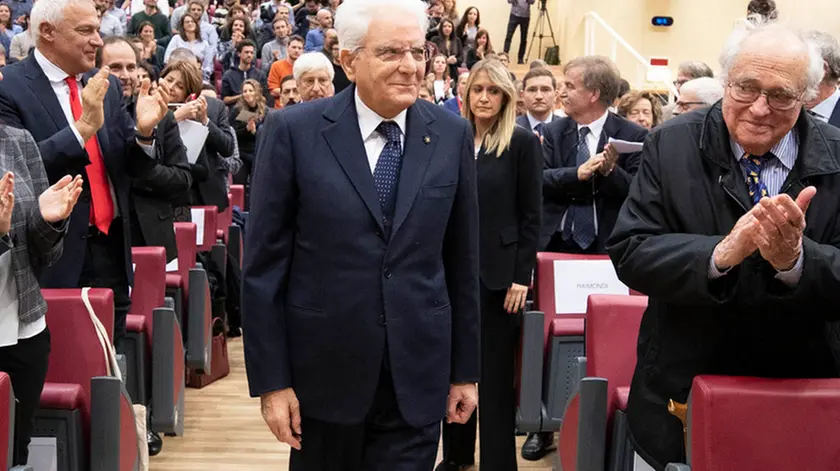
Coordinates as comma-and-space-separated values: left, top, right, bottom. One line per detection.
607, 19, 840, 471
672, 76, 724, 116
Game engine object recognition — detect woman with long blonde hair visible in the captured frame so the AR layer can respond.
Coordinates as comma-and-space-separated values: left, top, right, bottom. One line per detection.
231, 78, 267, 185
438, 58, 542, 471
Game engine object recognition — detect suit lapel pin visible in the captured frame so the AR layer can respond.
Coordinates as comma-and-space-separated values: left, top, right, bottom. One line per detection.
423, 136, 431, 145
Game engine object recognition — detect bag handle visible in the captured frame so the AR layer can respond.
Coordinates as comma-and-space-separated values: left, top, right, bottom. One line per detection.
81, 287, 123, 382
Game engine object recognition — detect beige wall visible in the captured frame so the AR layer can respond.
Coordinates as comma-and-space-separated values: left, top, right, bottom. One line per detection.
469, 0, 840, 83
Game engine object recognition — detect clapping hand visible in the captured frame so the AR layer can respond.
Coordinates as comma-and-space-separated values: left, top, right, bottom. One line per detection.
597, 144, 618, 176
0, 172, 14, 235
39, 175, 84, 223
247, 118, 257, 134
577, 155, 605, 181
750, 188, 815, 271
135, 78, 169, 136
77, 67, 111, 140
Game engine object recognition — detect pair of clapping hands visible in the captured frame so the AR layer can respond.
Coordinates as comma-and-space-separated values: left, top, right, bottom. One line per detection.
0, 172, 84, 236
714, 187, 816, 272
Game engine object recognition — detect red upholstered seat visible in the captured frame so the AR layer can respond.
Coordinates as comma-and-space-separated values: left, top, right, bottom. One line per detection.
166, 273, 184, 290
551, 318, 586, 336
168, 223, 198, 299
39, 383, 85, 411
230, 184, 245, 210
217, 192, 233, 242
192, 206, 219, 253
125, 314, 145, 333
614, 386, 630, 411
0, 372, 11, 468
688, 376, 840, 471
130, 247, 167, 319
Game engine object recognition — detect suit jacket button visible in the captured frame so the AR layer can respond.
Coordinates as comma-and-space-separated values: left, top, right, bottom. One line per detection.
384, 268, 392, 279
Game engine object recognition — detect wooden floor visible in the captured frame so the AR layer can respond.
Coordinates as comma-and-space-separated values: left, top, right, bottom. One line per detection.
150, 338, 556, 470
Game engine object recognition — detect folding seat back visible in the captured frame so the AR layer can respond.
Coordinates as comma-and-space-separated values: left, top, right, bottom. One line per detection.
230, 184, 245, 211
0, 372, 12, 469
217, 193, 233, 243
191, 206, 219, 253
677, 376, 840, 471
38, 289, 139, 471
130, 247, 167, 320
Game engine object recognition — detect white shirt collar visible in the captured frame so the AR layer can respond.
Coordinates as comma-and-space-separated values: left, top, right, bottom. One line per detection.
355, 89, 408, 142
34, 48, 82, 84
526, 112, 552, 130
810, 87, 840, 122
577, 109, 609, 138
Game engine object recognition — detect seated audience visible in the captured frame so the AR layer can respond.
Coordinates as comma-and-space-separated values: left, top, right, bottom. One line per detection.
221, 39, 270, 106
135, 21, 166, 71
673, 77, 724, 116
465, 28, 492, 70
95, 0, 124, 38
430, 18, 461, 80
293, 51, 334, 102
0, 3, 22, 59
260, 16, 289, 72
128, 0, 170, 42
455, 6, 479, 52
217, 15, 255, 70
617, 90, 663, 130
165, 14, 215, 81
8, 14, 31, 60
607, 20, 840, 471
267, 34, 303, 107
430, 53, 453, 105
304, 8, 331, 52
322, 30, 349, 93
275, 74, 300, 107
443, 71, 468, 115
230, 78, 266, 186
805, 30, 840, 126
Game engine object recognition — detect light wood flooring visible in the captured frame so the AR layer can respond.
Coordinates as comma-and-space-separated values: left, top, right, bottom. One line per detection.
150, 338, 556, 470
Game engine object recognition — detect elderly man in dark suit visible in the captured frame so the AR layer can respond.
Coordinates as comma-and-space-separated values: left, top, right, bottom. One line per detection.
0, 0, 169, 350
608, 20, 840, 471
243, 0, 480, 469
805, 30, 840, 127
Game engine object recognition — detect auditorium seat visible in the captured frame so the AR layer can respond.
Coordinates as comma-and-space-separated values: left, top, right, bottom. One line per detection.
228, 185, 246, 268
0, 371, 29, 471
33, 289, 139, 471
166, 223, 214, 376
191, 206, 219, 254
556, 294, 646, 471
125, 247, 185, 436
217, 192, 233, 243
531, 252, 632, 432
665, 375, 840, 471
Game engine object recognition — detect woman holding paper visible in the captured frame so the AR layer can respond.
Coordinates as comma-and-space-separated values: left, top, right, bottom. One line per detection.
230, 79, 266, 187
0, 127, 83, 466
438, 59, 542, 471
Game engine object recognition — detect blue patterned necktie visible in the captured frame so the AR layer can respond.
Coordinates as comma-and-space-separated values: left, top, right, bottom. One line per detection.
739, 153, 769, 205
563, 126, 597, 250
373, 121, 403, 233
534, 122, 545, 138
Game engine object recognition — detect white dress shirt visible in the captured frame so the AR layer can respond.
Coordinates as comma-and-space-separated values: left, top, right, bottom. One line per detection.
355, 90, 407, 173
0, 250, 46, 347
809, 87, 840, 123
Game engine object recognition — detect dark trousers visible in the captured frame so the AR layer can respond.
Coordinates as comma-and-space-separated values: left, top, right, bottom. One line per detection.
289, 363, 440, 471
0, 328, 51, 466
233, 155, 253, 210
441, 283, 519, 470
79, 221, 131, 352
504, 14, 530, 63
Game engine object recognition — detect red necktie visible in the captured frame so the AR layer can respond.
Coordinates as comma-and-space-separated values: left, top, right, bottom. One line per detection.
65, 77, 114, 234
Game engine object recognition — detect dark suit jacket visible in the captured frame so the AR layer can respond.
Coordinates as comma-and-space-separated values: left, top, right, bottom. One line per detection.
515, 114, 531, 131
541, 112, 647, 252
477, 125, 542, 290
828, 99, 840, 128
242, 86, 481, 428
0, 55, 156, 287
443, 96, 460, 115
130, 111, 192, 262
193, 96, 236, 211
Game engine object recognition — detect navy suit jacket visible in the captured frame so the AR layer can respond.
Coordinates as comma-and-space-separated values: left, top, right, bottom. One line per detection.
828, 99, 840, 128
0, 55, 154, 287
443, 96, 460, 115
242, 86, 480, 428
541, 112, 647, 252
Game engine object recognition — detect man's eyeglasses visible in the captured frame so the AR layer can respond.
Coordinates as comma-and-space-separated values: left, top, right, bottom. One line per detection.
675, 101, 705, 111
727, 82, 804, 111
362, 46, 430, 63
673, 79, 688, 88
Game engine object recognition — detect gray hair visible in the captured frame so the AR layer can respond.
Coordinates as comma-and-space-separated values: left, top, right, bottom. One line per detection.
334, 0, 428, 53
805, 30, 840, 82
719, 18, 824, 101
169, 47, 199, 64
293, 52, 335, 81
30, 0, 90, 43
563, 55, 622, 108
680, 77, 724, 106
677, 61, 714, 80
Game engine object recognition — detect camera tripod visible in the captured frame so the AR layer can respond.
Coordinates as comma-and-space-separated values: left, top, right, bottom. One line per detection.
526, 0, 558, 62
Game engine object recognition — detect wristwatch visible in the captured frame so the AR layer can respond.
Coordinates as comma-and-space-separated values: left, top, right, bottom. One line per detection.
135, 128, 156, 143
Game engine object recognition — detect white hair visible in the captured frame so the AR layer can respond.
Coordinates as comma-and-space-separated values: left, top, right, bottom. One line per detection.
30, 0, 91, 43
293, 52, 335, 82
805, 30, 840, 82
334, 0, 428, 53
719, 17, 824, 101
680, 77, 725, 106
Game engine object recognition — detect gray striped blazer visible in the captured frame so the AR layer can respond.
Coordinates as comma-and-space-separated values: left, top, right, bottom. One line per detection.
0, 126, 67, 325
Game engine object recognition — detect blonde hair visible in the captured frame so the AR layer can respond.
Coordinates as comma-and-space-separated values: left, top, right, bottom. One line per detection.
238, 79, 267, 119
462, 58, 517, 158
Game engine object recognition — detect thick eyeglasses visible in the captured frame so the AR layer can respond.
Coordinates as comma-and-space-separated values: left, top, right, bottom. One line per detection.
366, 46, 430, 63
727, 82, 804, 111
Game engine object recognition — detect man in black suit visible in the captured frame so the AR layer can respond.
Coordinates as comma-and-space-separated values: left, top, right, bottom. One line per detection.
524, 55, 646, 460
515, 67, 557, 136
0, 0, 169, 350
805, 30, 840, 127
98, 37, 192, 265
243, 0, 480, 468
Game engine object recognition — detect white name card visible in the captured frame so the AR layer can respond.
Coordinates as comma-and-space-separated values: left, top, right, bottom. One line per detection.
190, 209, 205, 246
553, 259, 629, 314
166, 258, 179, 273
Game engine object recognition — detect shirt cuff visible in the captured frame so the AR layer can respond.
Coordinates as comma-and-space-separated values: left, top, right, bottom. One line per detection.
70, 123, 85, 148
136, 139, 156, 158
774, 250, 804, 287
707, 255, 732, 279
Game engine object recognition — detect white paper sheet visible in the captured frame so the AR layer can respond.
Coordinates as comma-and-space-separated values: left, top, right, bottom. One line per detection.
190, 208, 205, 246
608, 137, 644, 154
166, 258, 179, 273
177, 120, 210, 164
553, 259, 629, 314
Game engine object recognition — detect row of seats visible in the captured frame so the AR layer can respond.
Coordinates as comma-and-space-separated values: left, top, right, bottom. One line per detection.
517, 254, 840, 471
0, 186, 245, 470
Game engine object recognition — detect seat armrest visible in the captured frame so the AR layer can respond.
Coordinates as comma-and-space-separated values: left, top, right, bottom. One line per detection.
151, 307, 186, 436
10, 466, 33, 470
665, 464, 691, 471
515, 310, 544, 433
577, 377, 608, 471
89, 376, 122, 471
186, 268, 212, 373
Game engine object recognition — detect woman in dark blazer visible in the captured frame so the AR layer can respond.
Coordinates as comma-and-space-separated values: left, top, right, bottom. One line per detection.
438, 58, 542, 471
0, 127, 82, 466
